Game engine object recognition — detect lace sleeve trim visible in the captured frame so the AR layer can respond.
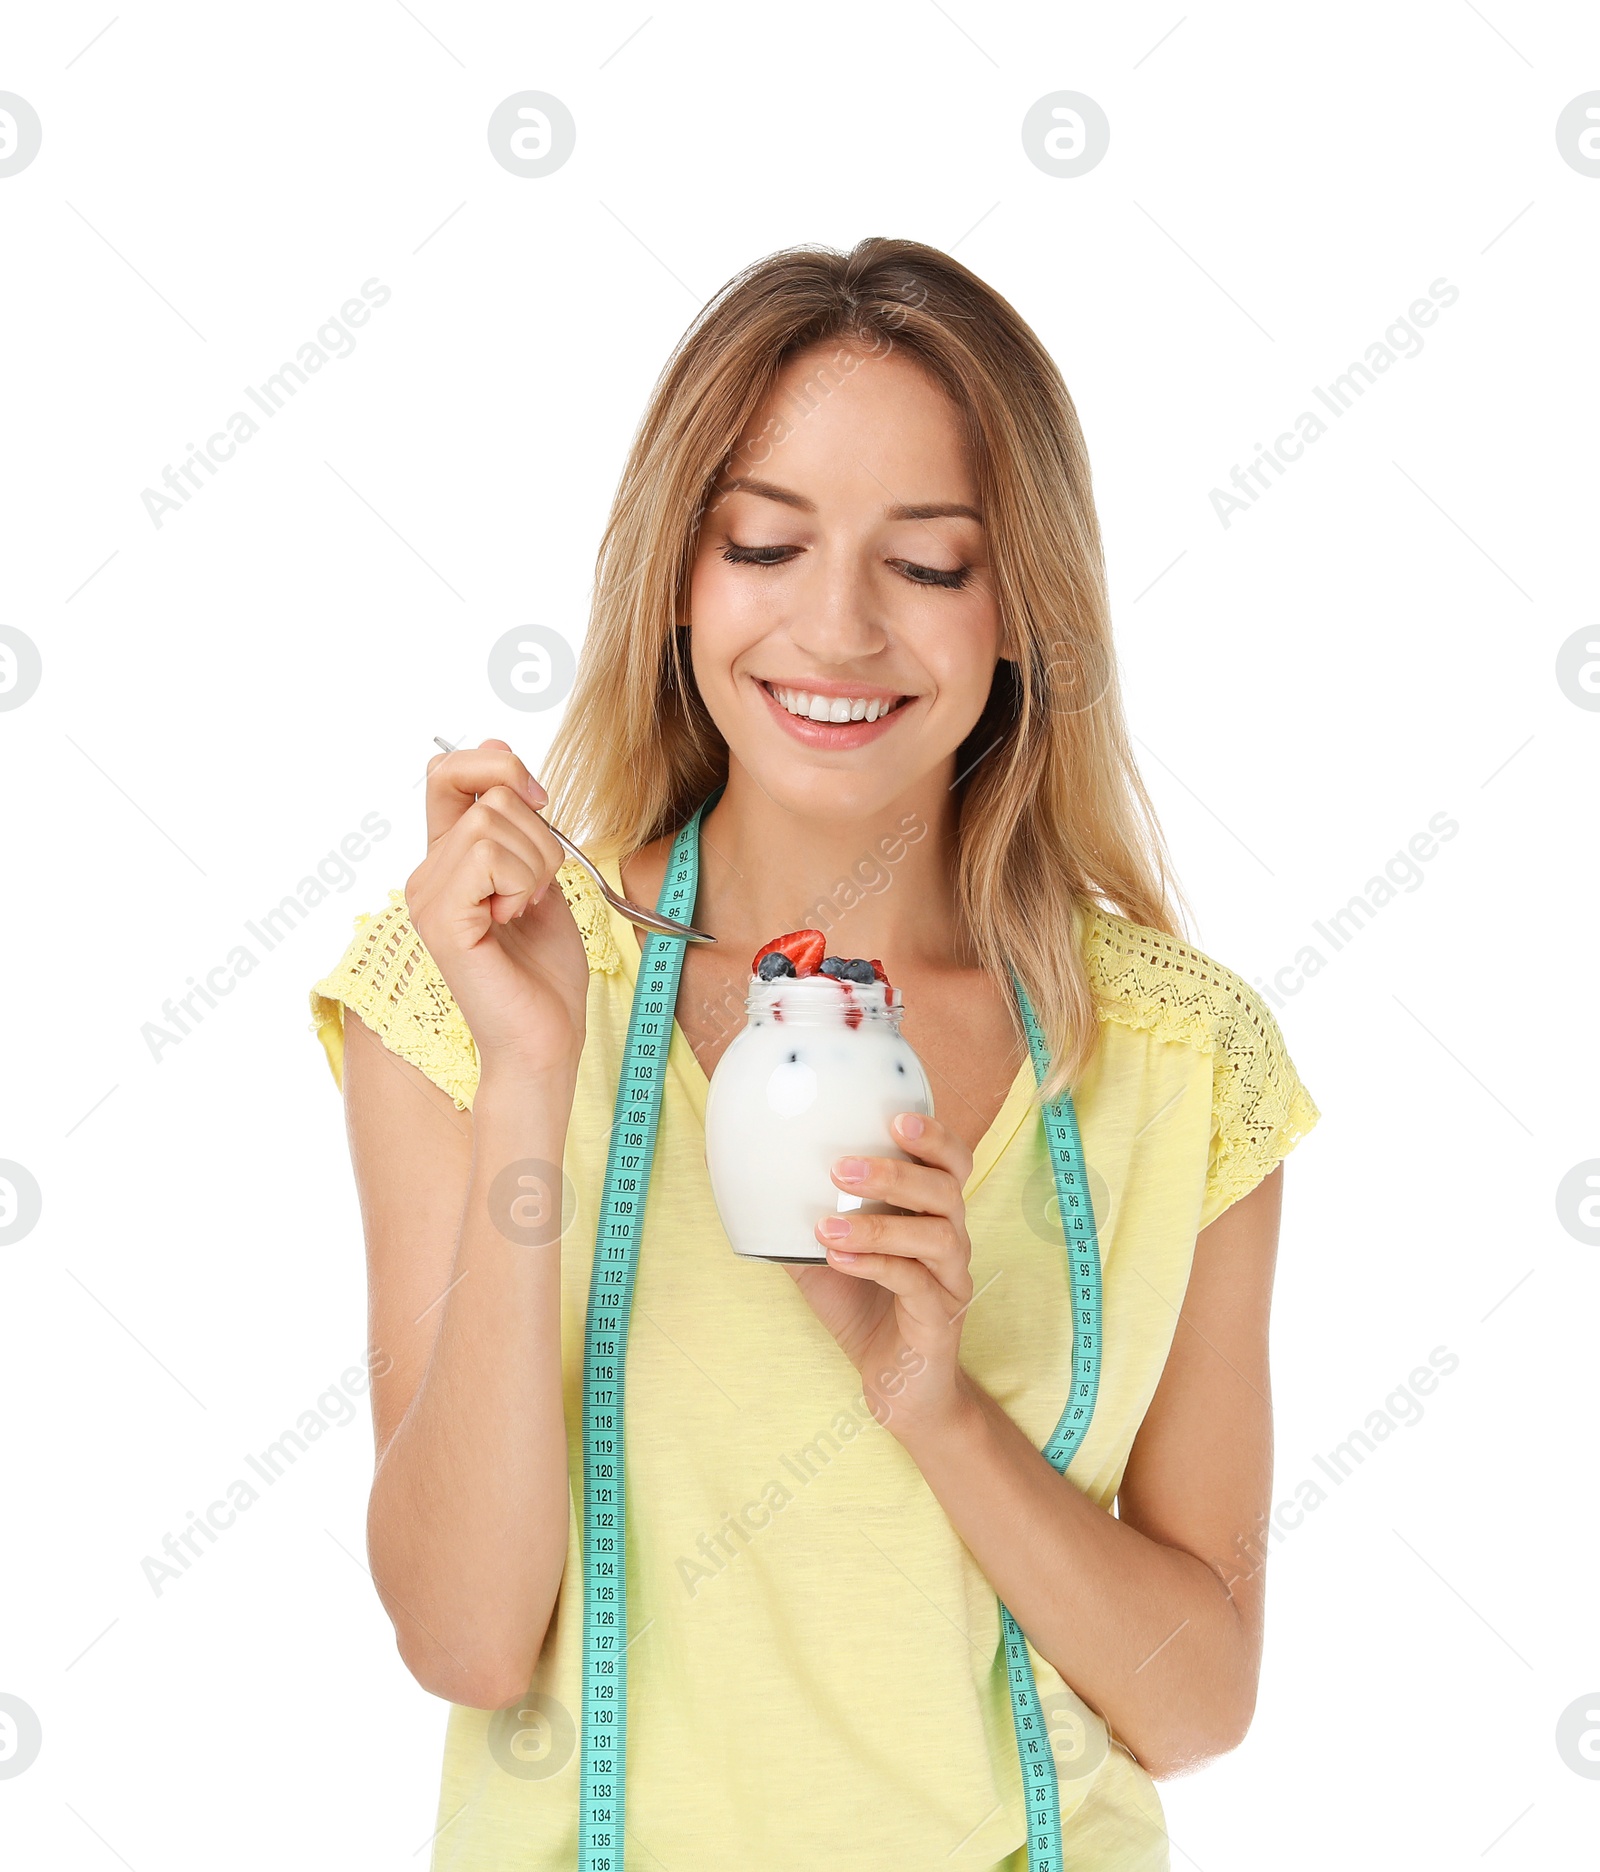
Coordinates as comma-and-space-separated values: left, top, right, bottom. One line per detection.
307, 860, 620, 1108
1083, 908, 1322, 1226
554, 861, 624, 976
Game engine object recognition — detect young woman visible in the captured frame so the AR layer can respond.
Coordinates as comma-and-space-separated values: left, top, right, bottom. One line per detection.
310, 238, 1320, 1872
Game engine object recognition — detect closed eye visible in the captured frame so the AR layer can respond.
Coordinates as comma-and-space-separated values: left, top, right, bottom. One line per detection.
888, 558, 970, 590
721, 541, 971, 590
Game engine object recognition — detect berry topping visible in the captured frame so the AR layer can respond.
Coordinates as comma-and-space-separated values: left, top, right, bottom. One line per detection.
819, 956, 879, 985
753, 935, 891, 990
752, 929, 826, 978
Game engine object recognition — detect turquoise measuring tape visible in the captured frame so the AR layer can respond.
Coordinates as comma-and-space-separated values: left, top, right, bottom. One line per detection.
579, 802, 1103, 1872
1003, 972, 1105, 1870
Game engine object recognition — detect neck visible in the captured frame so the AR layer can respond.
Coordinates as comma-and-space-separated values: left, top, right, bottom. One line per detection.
697, 758, 965, 969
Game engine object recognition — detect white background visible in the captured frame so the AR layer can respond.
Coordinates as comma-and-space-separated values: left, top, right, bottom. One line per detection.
2, 3, 1595, 1867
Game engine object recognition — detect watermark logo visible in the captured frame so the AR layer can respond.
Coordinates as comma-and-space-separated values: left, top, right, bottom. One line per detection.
0, 1694, 42, 1779
487, 624, 577, 711
1210, 280, 1460, 527
0, 1162, 42, 1246
789, 811, 929, 936
674, 1353, 927, 1599
1021, 93, 1110, 177
1555, 94, 1600, 177
1556, 1692, 1600, 1777
139, 279, 393, 529
1555, 626, 1600, 710
488, 1692, 577, 1779
139, 1351, 392, 1596
1040, 1688, 1109, 1785
1252, 810, 1459, 1008
487, 1158, 577, 1248
0, 94, 42, 179
1040, 637, 1114, 718
1022, 1157, 1112, 1248
0, 625, 42, 711
693, 319, 929, 537
142, 812, 392, 1062
1555, 1161, 1600, 1246
487, 92, 576, 178
1220, 1346, 1461, 1596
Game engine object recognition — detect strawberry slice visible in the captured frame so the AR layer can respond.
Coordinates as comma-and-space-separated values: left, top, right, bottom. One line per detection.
868, 958, 890, 985
752, 929, 826, 977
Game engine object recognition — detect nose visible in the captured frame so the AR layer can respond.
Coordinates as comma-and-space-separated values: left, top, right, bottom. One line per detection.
784, 546, 888, 666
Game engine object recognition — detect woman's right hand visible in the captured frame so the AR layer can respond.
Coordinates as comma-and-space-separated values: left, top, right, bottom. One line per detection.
405, 739, 590, 1083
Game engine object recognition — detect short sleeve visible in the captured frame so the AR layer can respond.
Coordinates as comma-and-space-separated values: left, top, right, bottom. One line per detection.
307, 861, 623, 1109
1070, 907, 1326, 1236
308, 891, 482, 1108
1197, 980, 1321, 1231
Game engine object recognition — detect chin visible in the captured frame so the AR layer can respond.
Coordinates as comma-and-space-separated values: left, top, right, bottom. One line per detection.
729, 748, 929, 825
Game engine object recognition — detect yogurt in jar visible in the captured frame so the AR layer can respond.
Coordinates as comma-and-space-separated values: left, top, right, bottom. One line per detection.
704, 938, 934, 1263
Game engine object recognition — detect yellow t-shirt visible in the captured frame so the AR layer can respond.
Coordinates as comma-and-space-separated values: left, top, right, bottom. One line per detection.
309, 859, 1320, 1872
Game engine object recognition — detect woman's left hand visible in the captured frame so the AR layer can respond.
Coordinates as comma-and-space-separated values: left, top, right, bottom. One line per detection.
787, 1111, 977, 1442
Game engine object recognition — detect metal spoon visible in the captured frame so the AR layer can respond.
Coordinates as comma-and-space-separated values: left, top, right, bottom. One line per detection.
432, 737, 716, 944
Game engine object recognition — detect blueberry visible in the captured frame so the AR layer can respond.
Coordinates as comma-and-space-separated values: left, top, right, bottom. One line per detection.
757, 952, 796, 981
841, 958, 876, 984
818, 956, 850, 979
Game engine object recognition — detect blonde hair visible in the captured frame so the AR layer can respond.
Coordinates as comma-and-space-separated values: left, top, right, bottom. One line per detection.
546, 237, 1193, 1097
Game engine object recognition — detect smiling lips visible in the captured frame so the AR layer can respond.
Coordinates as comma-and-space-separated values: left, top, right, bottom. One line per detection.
757, 678, 911, 746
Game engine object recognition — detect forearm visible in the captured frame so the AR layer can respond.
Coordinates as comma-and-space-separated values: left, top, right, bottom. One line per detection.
900, 1377, 1257, 1778
367, 1066, 575, 1707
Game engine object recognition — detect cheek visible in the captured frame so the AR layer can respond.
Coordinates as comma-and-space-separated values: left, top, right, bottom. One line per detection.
920, 599, 1003, 711
687, 555, 730, 650
691, 547, 792, 627
688, 555, 770, 693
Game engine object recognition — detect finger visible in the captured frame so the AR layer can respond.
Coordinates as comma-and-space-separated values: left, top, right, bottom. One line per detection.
432, 804, 542, 921
418, 796, 566, 938
443, 793, 557, 879
889, 1111, 974, 1187
476, 785, 567, 896
446, 836, 540, 925
818, 1242, 958, 1328
831, 1154, 961, 1220
816, 1212, 972, 1302
425, 743, 547, 841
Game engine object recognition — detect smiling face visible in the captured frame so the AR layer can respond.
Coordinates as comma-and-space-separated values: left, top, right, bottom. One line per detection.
687, 340, 1005, 821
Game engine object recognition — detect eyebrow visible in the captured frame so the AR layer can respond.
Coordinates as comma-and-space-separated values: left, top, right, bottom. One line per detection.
718, 475, 983, 526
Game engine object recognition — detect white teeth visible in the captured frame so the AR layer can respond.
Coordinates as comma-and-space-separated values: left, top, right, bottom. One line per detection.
767, 683, 898, 724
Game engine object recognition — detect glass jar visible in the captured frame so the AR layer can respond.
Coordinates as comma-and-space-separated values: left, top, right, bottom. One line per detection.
704, 975, 935, 1263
